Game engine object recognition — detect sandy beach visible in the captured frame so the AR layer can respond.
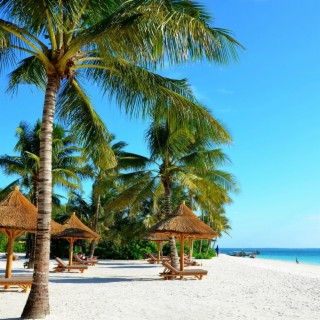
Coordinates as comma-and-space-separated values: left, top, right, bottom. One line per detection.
1, 254, 320, 320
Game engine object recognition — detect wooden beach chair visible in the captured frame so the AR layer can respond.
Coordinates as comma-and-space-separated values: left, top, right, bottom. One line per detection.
73, 254, 98, 266
145, 252, 170, 264
53, 257, 88, 273
0, 275, 33, 292
160, 261, 208, 280
183, 259, 201, 267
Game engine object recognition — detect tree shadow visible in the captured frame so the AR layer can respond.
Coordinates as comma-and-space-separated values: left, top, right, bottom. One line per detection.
95, 261, 145, 266
107, 265, 156, 269
49, 276, 160, 284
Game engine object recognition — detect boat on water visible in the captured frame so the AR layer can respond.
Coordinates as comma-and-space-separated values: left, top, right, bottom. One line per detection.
228, 250, 260, 257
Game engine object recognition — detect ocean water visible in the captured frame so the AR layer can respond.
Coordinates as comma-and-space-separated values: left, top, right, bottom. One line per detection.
220, 248, 320, 266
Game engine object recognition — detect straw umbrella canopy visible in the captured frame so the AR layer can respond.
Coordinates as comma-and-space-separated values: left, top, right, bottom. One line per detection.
0, 186, 64, 278
143, 233, 169, 261
53, 212, 100, 265
149, 201, 217, 271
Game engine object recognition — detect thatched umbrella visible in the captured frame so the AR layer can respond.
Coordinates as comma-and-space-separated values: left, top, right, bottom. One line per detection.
53, 212, 100, 265
0, 186, 63, 279
143, 233, 169, 261
149, 201, 217, 271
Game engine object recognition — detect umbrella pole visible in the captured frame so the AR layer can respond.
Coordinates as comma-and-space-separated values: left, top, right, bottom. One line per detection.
189, 239, 193, 260
157, 242, 161, 263
69, 239, 74, 266
180, 235, 185, 272
5, 235, 15, 279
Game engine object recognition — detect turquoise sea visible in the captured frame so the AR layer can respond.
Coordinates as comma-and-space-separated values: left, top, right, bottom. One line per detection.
220, 248, 320, 266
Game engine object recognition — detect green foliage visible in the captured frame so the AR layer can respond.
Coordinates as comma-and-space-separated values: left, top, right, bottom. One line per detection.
193, 250, 216, 259
94, 239, 157, 260
0, 233, 7, 252
192, 240, 216, 259
50, 239, 70, 259
0, 234, 26, 253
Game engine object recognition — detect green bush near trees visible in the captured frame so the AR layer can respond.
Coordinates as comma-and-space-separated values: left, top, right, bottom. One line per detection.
0, 234, 26, 253
94, 239, 157, 260
1, 232, 216, 260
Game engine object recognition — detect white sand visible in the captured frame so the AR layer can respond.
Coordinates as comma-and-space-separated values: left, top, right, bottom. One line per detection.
1, 254, 320, 320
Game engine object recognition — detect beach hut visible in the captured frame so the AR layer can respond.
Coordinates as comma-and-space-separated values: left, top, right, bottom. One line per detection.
149, 201, 217, 271
0, 186, 63, 278
53, 212, 100, 265
143, 233, 169, 261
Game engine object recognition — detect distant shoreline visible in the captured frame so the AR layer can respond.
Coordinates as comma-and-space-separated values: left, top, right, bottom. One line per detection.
220, 248, 320, 266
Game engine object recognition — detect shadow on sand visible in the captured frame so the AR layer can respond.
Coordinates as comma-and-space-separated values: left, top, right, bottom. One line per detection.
95, 261, 148, 266
49, 275, 159, 284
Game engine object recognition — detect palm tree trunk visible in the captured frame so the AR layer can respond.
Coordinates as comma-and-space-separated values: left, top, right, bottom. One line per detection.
89, 194, 100, 257
169, 236, 179, 269
199, 240, 203, 254
27, 234, 36, 269
162, 179, 179, 269
189, 192, 193, 210
198, 209, 205, 254
22, 73, 59, 319
28, 182, 39, 269
206, 239, 212, 255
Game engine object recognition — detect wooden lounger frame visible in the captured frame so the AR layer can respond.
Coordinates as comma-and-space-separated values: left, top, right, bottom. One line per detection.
54, 257, 88, 273
160, 261, 208, 280
0, 276, 33, 292
145, 252, 170, 264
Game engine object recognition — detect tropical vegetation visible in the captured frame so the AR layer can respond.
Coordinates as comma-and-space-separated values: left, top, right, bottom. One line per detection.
0, 1, 242, 318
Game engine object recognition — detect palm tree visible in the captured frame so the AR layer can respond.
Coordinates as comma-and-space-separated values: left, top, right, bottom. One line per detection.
0, 121, 90, 204
106, 120, 237, 267
0, 120, 91, 267
0, 2, 242, 317
206, 209, 231, 255
79, 135, 147, 257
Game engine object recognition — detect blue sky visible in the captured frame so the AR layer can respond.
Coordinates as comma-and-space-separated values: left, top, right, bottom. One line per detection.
1, 0, 320, 248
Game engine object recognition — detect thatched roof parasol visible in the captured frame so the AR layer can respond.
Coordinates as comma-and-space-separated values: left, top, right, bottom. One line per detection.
0, 186, 38, 232
149, 201, 217, 271
0, 186, 64, 279
149, 201, 217, 239
53, 212, 100, 265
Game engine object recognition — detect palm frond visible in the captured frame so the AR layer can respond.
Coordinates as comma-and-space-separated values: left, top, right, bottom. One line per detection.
6, 56, 46, 93
56, 80, 116, 169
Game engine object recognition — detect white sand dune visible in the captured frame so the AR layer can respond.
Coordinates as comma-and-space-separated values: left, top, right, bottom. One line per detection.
1, 254, 320, 320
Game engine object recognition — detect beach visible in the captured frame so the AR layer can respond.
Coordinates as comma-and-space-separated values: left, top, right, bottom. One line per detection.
1, 254, 320, 320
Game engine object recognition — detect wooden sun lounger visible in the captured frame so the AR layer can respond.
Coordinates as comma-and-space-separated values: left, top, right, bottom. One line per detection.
53, 257, 88, 273
160, 261, 208, 280
183, 259, 200, 267
73, 255, 98, 266
145, 252, 170, 264
0, 275, 33, 292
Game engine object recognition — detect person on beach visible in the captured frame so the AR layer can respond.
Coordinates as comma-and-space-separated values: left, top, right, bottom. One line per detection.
296, 257, 299, 264
215, 245, 219, 257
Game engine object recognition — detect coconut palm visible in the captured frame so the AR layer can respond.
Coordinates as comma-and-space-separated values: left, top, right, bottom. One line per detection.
0, 120, 91, 267
0, 1, 242, 317
79, 135, 147, 257
206, 209, 231, 255
106, 120, 237, 267
0, 121, 90, 204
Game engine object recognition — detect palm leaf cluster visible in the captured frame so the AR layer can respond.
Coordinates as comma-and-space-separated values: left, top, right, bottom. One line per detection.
0, 120, 91, 205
